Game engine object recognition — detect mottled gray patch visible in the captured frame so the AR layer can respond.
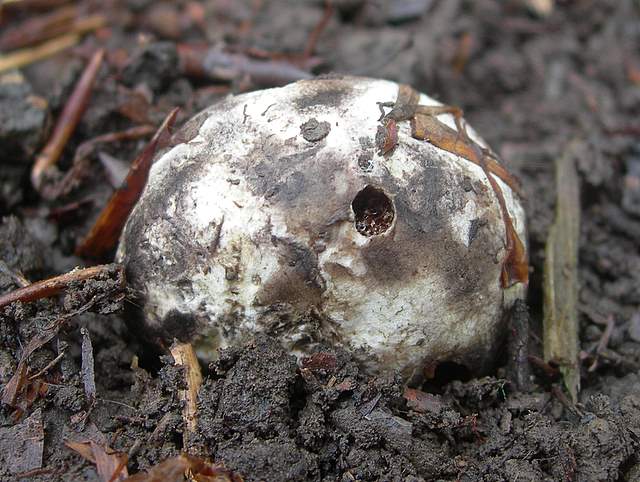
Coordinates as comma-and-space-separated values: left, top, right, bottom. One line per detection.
357, 151, 374, 172
467, 217, 488, 246
300, 118, 331, 142
357, 136, 375, 171
359, 136, 374, 149
293, 79, 353, 111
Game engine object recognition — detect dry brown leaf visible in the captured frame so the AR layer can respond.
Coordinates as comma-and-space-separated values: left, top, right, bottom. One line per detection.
543, 141, 581, 403
65, 439, 129, 481
75, 108, 179, 259
123, 454, 242, 482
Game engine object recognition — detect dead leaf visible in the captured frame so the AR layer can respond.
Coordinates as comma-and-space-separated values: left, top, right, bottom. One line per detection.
543, 141, 581, 402
65, 439, 129, 481
123, 454, 242, 482
81, 327, 96, 404
403, 388, 446, 414
75, 108, 179, 259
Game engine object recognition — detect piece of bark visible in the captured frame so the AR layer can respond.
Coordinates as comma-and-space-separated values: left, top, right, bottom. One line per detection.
543, 141, 581, 403
81, 327, 96, 405
170, 342, 203, 452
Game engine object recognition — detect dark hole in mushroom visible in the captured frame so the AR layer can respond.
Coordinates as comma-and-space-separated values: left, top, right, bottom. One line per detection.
352, 185, 394, 236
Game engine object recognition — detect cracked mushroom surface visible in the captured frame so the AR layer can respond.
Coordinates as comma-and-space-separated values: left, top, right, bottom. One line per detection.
116, 76, 527, 376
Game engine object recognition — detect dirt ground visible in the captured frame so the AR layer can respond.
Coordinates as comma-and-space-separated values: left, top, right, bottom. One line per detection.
1, 0, 640, 481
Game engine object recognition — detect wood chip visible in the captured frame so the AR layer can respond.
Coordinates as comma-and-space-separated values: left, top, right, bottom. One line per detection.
81, 327, 97, 404
170, 342, 203, 452
543, 141, 581, 403
0, 33, 79, 74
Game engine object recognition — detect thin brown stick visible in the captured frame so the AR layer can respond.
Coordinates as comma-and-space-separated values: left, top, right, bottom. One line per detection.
75, 108, 179, 259
177, 45, 317, 87
28, 350, 65, 380
31, 48, 105, 193
0, 5, 78, 51
0, 6, 105, 51
588, 315, 615, 372
2, 295, 109, 406
544, 141, 581, 402
0, 264, 117, 309
170, 342, 203, 452
41, 124, 155, 200
1, 0, 72, 12
303, 0, 334, 59
0, 33, 79, 73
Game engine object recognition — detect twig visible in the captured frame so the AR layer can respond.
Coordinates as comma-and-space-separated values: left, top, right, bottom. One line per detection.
588, 315, 615, 372
28, 350, 66, 380
0, 33, 79, 73
96, 398, 136, 411
177, 45, 318, 87
75, 108, 179, 259
527, 355, 560, 380
506, 299, 531, 391
0, 5, 106, 51
170, 342, 203, 452
1, 0, 72, 12
80, 327, 96, 404
543, 140, 581, 403
2, 295, 107, 406
551, 384, 583, 417
1, 5, 77, 50
0, 264, 121, 309
303, 0, 333, 59
41, 124, 155, 200
31, 48, 105, 193
15, 467, 59, 478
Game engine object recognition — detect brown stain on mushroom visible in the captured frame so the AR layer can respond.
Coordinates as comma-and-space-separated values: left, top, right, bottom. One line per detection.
237, 125, 502, 343
254, 238, 324, 312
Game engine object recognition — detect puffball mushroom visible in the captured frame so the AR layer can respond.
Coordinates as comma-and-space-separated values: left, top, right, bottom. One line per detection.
116, 76, 527, 376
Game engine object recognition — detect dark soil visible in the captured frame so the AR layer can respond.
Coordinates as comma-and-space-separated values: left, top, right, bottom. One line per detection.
2, 1, 640, 481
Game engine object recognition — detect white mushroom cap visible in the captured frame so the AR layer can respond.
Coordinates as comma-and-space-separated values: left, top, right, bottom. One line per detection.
117, 76, 526, 376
